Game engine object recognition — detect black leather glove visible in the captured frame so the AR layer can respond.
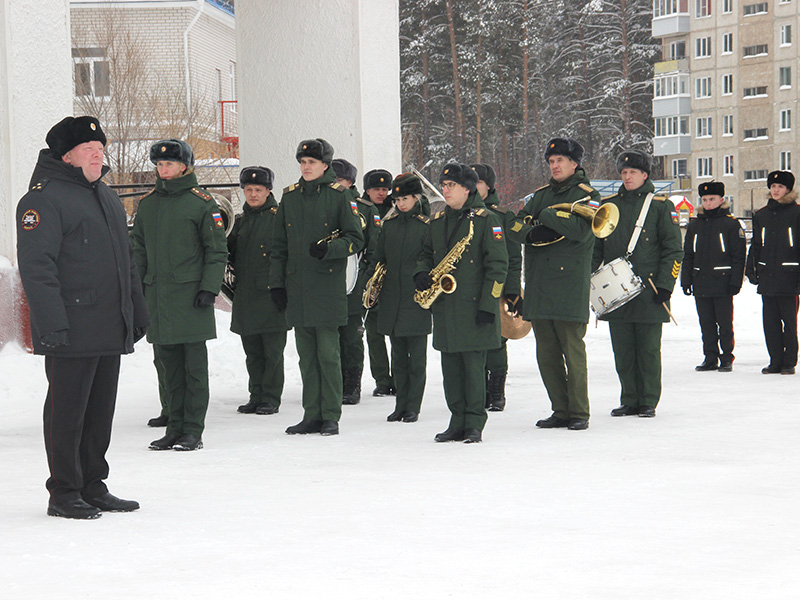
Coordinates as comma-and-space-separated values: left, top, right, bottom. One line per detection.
270, 287, 288, 311
194, 290, 216, 308
40, 330, 69, 348
133, 326, 147, 342
505, 294, 523, 316
526, 225, 561, 245
476, 310, 495, 325
653, 287, 672, 304
682, 285, 692, 296
414, 272, 434, 291
309, 240, 328, 259
747, 273, 758, 285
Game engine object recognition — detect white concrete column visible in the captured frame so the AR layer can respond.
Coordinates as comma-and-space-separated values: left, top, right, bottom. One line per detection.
0, 0, 73, 263
236, 0, 402, 192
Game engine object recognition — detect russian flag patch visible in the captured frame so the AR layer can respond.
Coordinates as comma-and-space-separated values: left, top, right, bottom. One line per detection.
671, 210, 679, 224
350, 200, 359, 215
492, 225, 504, 240
212, 212, 224, 228
587, 199, 600, 208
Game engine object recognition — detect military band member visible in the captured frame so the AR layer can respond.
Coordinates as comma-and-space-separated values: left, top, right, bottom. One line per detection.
331, 158, 380, 404
362, 168, 395, 396
132, 139, 228, 451
269, 139, 364, 436
414, 163, 508, 443
681, 181, 746, 372
229, 166, 289, 414
507, 139, 598, 430
745, 170, 800, 375
471, 163, 522, 412
592, 151, 682, 418
375, 173, 432, 422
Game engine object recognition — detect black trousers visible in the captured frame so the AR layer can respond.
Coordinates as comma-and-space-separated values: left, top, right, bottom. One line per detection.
43, 355, 120, 502
762, 295, 799, 368
695, 296, 734, 362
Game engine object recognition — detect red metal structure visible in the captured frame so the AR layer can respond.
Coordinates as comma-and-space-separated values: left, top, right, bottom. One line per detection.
219, 100, 239, 157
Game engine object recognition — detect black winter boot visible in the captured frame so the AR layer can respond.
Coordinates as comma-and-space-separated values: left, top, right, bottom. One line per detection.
342, 368, 362, 405
486, 370, 507, 412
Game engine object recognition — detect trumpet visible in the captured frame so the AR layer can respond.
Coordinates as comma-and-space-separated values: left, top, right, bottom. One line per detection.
524, 198, 619, 246
362, 262, 386, 309
318, 229, 341, 244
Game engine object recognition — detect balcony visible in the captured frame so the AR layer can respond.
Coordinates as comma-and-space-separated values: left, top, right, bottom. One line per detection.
653, 14, 690, 37
655, 59, 689, 75
653, 135, 691, 156
653, 96, 692, 118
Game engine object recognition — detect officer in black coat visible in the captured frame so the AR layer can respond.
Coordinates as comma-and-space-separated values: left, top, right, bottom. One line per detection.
681, 181, 746, 372
745, 170, 800, 374
16, 116, 150, 519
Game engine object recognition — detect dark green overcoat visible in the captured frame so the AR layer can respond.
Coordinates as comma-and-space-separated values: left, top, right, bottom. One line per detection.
591, 179, 683, 323
484, 190, 522, 297
131, 171, 227, 344
415, 192, 508, 353
269, 168, 364, 328
228, 194, 289, 335
374, 197, 432, 338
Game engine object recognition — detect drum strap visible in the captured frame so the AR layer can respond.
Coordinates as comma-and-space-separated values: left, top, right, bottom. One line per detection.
625, 192, 655, 258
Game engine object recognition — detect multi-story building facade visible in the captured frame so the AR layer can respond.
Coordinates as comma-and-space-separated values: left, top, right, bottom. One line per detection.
652, 0, 798, 215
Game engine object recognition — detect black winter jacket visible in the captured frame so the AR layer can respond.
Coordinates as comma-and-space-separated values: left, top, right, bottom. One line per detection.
745, 191, 800, 296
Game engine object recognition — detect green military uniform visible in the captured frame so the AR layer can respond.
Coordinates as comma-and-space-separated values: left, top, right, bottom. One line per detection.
483, 189, 522, 409
375, 196, 432, 420
269, 167, 364, 424
416, 192, 508, 435
130, 170, 227, 438
339, 185, 380, 404
509, 169, 600, 423
591, 179, 682, 410
228, 193, 289, 412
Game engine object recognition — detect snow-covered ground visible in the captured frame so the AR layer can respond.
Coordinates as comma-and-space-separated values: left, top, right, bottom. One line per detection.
2, 283, 798, 599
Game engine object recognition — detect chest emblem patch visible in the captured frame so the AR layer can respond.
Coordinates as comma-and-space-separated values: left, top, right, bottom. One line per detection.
21, 209, 40, 231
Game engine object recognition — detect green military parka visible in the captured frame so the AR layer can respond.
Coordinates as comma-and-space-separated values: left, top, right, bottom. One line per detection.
484, 190, 522, 297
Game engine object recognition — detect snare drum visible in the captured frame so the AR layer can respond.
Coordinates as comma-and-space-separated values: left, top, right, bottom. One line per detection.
345, 254, 359, 295
589, 257, 644, 317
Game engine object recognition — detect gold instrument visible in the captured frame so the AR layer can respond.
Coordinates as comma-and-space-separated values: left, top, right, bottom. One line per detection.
362, 262, 387, 309
414, 214, 474, 309
318, 229, 341, 244
499, 290, 531, 339
524, 198, 619, 247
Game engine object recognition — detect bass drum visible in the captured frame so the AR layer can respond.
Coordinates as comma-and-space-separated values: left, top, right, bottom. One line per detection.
346, 254, 359, 295
589, 257, 644, 317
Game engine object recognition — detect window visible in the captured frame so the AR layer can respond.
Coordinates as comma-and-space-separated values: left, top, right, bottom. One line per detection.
743, 85, 768, 97
724, 155, 735, 176
722, 74, 733, 95
722, 33, 733, 54
723, 114, 734, 135
72, 47, 110, 97
781, 109, 792, 131
696, 0, 711, 17
743, 44, 769, 57
723, 0, 733, 12
654, 74, 690, 97
669, 40, 686, 60
696, 116, 713, 137
672, 159, 688, 177
655, 116, 689, 137
743, 127, 768, 139
743, 2, 768, 15
695, 36, 712, 58
695, 76, 712, 98
781, 25, 793, 46
744, 169, 768, 180
780, 66, 792, 87
654, 0, 689, 17
780, 151, 792, 171
697, 157, 713, 177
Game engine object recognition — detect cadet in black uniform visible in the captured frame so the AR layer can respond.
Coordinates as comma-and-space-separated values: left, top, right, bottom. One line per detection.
745, 170, 800, 374
17, 116, 149, 518
681, 181, 746, 372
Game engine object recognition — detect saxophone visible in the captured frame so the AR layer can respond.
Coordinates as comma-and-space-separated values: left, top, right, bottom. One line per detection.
362, 262, 387, 309
414, 213, 474, 309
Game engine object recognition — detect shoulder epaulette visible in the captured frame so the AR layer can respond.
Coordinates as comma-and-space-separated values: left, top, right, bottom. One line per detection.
356, 197, 372, 207
29, 179, 50, 192
653, 195, 667, 202
432, 210, 445, 220
534, 184, 549, 193
283, 183, 300, 194
601, 193, 618, 202
270, 206, 278, 215
578, 183, 595, 193
383, 211, 399, 221
489, 205, 508, 214
328, 182, 346, 192
474, 208, 489, 217
416, 215, 430, 224
191, 187, 213, 202
137, 188, 155, 202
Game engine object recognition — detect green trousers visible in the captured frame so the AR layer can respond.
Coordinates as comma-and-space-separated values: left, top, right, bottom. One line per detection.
294, 326, 342, 422
485, 337, 508, 372
365, 309, 392, 387
154, 354, 168, 418
531, 319, 589, 420
153, 342, 209, 437
390, 335, 428, 414
441, 350, 488, 431
240, 331, 287, 408
608, 321, 663, 408
339, 310, 365, 371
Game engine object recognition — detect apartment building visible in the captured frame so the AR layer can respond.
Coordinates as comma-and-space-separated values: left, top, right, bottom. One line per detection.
652, 0, 798, 215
